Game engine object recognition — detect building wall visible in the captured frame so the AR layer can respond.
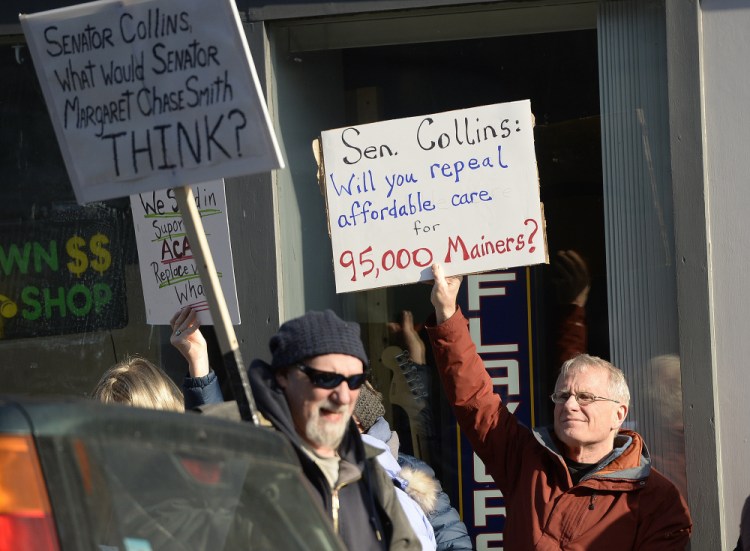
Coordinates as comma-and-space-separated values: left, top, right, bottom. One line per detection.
668, 0, 750, 546
702, 0, 750, 546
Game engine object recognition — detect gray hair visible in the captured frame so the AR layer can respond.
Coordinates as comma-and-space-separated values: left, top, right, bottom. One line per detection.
92, 356, 184, 412
558, 354, 630, 407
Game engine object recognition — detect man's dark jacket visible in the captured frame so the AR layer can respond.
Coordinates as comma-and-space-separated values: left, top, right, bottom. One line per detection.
184, 361, 419, 550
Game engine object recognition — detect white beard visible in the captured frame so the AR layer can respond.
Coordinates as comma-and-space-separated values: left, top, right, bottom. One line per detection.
305, 401, 351, 451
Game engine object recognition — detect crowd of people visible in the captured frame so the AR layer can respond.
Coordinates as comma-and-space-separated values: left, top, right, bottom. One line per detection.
92, 260, 697, 550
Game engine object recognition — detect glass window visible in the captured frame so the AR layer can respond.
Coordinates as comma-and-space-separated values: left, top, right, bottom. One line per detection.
0, 38, 166, 396
270, 1, 686, 542
13, 399, 344, 551
597, 0, 686, 496
272, 24, 609, 541
334, 32, 611, 537
72, 435, 338, 550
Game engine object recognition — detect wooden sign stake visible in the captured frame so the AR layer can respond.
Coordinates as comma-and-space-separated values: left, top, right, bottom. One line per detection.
174, 185, 259, 425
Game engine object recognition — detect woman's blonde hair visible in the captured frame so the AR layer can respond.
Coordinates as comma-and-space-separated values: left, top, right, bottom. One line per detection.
92, 356, 184, 412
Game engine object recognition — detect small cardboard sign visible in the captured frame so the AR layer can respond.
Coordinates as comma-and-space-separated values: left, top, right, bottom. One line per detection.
20, 0, 283, 204
320, 100, 547, 293
129, 179, 240, 325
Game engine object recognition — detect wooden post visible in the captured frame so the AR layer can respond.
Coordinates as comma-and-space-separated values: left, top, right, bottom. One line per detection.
173, 185, 259, 425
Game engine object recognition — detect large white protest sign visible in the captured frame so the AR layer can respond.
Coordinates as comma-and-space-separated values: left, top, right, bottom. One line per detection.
20, 0, 283, 205
130, 180, 240, 325
320, 100, 547, 293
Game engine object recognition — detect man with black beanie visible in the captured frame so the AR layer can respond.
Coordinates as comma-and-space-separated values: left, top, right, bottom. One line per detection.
178, 308, 419, 551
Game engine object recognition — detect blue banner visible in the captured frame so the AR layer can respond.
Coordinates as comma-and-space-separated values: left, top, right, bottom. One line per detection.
453, 267, 536, 550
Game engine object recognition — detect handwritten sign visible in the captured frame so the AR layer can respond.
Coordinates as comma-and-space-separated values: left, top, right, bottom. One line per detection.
320, 100, 547, 293
130, 179, 240, 325
20, 0, 283, 205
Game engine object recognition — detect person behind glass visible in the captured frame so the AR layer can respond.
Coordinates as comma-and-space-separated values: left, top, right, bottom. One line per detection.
92, 355, 184, 412
425, 263, 692, 550
174, 306, 420, 551
386, 309, 436, 464
550, 249, 590, 365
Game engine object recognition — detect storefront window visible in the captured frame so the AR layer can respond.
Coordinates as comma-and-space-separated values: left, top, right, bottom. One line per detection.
598, 0, 686, 496
270, 0, 686, 544
0, 38, 167, 397
2, 0, 687, 545
335, 31, 610, 541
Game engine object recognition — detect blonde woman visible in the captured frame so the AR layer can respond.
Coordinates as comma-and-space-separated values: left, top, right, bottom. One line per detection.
92, 356, 184, 412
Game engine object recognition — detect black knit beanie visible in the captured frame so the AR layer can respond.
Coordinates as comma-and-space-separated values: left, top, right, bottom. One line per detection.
269, 309, 369, 369
354, 381, 385, 433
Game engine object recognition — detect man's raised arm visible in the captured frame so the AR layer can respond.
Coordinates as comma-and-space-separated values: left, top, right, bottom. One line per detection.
430, 263, 462, 325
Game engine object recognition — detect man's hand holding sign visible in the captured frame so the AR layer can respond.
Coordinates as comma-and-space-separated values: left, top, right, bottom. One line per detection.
319, 100, 547, 293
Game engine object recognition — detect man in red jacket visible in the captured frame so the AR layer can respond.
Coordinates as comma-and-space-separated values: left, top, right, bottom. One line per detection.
426, 263, 692, 550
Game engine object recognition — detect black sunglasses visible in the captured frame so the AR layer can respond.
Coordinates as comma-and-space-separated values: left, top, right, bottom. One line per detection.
295, 364, 367, 390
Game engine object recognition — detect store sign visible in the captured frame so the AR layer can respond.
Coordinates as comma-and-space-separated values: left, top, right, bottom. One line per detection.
130, 179, 240, 325
455, 268, 535, 550
320, 100, 547, 293
0, 209, 128, 339
20, 0, 283, 205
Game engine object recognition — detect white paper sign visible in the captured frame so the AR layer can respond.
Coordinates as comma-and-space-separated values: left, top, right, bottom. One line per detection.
320, 100, 547, 293
20, 0, 283, 205
129, 179, 240, 325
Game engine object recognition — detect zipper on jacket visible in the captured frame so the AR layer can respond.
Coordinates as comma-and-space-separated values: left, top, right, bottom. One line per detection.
370, 517, 383, 542
588, 492, 597, 510
332, 483, 382, 542
332, 489, 340, 533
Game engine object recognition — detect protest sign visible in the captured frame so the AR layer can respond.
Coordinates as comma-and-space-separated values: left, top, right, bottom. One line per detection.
130, 179, 240, 325
20, 0, 283, 204
319, 100, 547, 293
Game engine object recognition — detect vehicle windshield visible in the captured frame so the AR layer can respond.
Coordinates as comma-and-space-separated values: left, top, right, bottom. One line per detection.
47, 427, 341, 551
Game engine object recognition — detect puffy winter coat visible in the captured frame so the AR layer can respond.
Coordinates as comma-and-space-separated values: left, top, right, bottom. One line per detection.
362, 432, 437, 550
366, 416, 474, 551
426, 308, 692, 550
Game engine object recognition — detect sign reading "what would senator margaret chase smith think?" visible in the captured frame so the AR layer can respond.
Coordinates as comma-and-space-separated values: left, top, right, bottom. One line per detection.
20, 0, 283, 205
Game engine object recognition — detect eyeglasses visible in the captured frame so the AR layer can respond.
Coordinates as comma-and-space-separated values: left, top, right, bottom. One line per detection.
296, 364, 367, 390
550, 390, 620, 405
